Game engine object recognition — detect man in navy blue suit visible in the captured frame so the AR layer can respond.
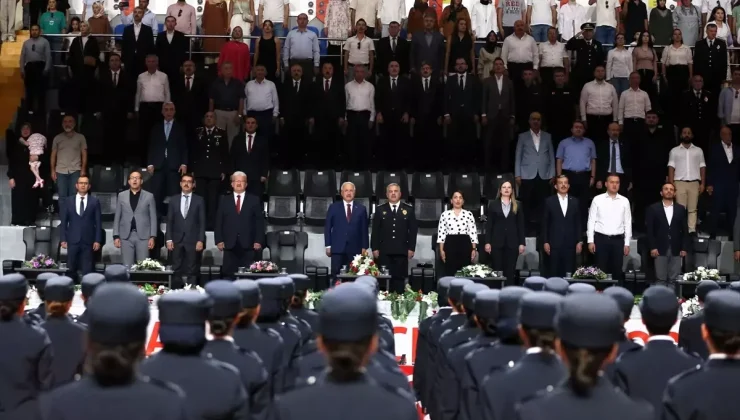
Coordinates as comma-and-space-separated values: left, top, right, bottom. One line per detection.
324, 182, 369, 276
59, 175, 102, 279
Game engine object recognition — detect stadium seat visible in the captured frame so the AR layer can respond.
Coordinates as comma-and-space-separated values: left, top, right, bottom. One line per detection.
411, 172, 445, 228
341, 171, 373, 215
22, 226, 61, 261
266, 230, 309, 274
267, 169, 301, 225
304, 169, 337, 226
306, 265, 330, 291
375, 171, 409, 207
687, 238, 721, 271
448, 172, 482, 216
91, 165, 124, 220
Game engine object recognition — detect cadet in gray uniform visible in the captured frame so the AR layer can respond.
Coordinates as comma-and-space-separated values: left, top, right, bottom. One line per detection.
544, 277, 569, 295
39, 276, 87, 388
104, 264, 131, 282
355, 275, 395, 354
287, 273, 320, 334
271, 283, 418, 420
0, 273, 54, 419
77, 272, 106, 325
203, 280, 271, 420
140, 291, 250, 420
25, 272, 58, 323
39, 282, 190, 420
275, 276, 313, 346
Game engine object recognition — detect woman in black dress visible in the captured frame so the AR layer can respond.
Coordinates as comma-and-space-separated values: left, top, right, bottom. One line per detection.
254, 20, 281, 82
437, 191, 479, 276
445, 18, 475, 75
7, 123, 43, 226
484, 181, 526, 285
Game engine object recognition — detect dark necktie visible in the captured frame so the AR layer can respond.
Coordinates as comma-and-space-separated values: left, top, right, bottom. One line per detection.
79, 196, 85, 215
325, 79, 329, 92
391, 37, 396, 52
113, 72, 118, 86
425, 78, 429, 92
697, 91, 701, 100
459, 75, 464, 89
392, 78, 397, 91
295, 80, 299, 93
183, 195, 189, 218
248, 134, 253, 153
710, 40, 714, 48
236, 194, 241, 214
186, 76, 191, 90
610, 141, 618, 174
392, 204, 397, 214
346, 203, 352, 222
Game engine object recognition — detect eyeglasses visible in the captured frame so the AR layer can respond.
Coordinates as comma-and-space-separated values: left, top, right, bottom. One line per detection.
178, 9, 182, 17
129, 176, 142, 180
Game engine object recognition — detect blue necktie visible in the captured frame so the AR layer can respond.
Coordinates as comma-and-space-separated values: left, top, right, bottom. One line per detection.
79, 196, 85, 215
165, 122, 171, 158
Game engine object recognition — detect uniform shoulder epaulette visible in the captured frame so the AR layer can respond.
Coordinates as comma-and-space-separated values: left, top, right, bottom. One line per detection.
615, 344, 643, 364
667, 362, 703, 386
516, 386, 552, 408
375, 378, 416, 402
237, 346, 265, 364
209, 358, 243, 376
402, 201, 413, 207
141, 375, 187, 398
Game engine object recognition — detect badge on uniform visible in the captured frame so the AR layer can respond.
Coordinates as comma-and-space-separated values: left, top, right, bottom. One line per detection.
717, 44, 721, 50
402, 209, 407, 215
704, 97, 708, 102
383, 211, 387, 215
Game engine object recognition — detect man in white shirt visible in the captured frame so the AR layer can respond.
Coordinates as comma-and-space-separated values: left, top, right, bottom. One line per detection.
580, 64, 619, 143
558, 0, 588, 40
539, 26, 569, 90
245, 64, 280, 148
378, 0, 406, 37
527, 0, 557, 42
135, 54, 171, 164
668, 126, 706, 234
350, 0, 381, 38
345, 65, 375, 170
619, 71, 651, 144
121, 0, 158, 28
645, 183, 689, 284
587, 174, 632, 281
501, 20, 539, 89
344, 19, 376, 80
590, 0, 621, 47
259, 0, 290, 36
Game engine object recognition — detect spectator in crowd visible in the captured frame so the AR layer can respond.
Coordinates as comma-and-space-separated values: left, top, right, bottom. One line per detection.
668, 126, 706, 235
68, 21, 100, 114
580, 65, 618, 143
706, 126, 740, 239
121, 0, 157, 28
542, 175, 582, 277
201, 0, 230, 61
65, 17, 81, 50
718, 68, 740, 133
445, 17, 475, 75
377, 0, 404, 37
471, 0, 496, 42
497, 0, 524, 37
254, 20, 282, 82
376, 21, 410, 77
39, 0, 66, 62
694, 23, 728, 105
87, 2, 111, 58
219, 26, 251, 82
324, 0, 352, 72
20, 25, 51, 113
606, 33, 632, 96
345, 65, 375, 170
135, 54, 171, 161
619, 71, 651, 142
51, 115, 87, 204
484, 181, 526, 286
280, 64, 313, 168
538, 27, 568, 91
283, 13, 321, 80
622, 0, 648, 43
545, 69, 577, 147
593, 0, 621, 46
209, 62, 245, 148
325, 182, 370, 276
344, 18, 376, 79
704, 0, 733, 29
681, 75, 713, 154
166, 174, 205, 287
122, 7, 155, 82
516, 68, 543, 132
156, 16, 188, 88
229, 0, 255, 38
173, 60, 208, 143
376, 61, 411, 170
350, 0, 380, 38
215, 171, 266, 278
245, 64, 280, 150
556, 120, 596, 224
587, 174, 632, 281
675, 0, 702, 46
437, 191, 478, 276
444, 57, 480, 171
311, 62, 346, 168
97, 53, 134, 164
566, 23, 605, 97
478, 31, 500, 78
167, 0, 198, 35
8, 123, 44, 226
705, 7, 732, 53
596, 122, 631, 195
407, 0, 438, 37
516, 112, 555, 235
482, 57, 515, 173
0, 0, 17, 41
192, 112, 230, 229
646, 183, 690, 285
258, 0, 289, 36
650, 0, 673, 46
632, 31, 658, 99
501, 20, 538, 89
632, 110, 671, 226
410, 14, 445, 76
662, 29, 693, 119
147, 102, 188, 215
80, 0, 96, 21
527, 0, 557, 42
60, 175, 101, 277
231, 116, 269, 197
113, 170, 158, 267
558, 0, 588, 40
409, 62, 442, 171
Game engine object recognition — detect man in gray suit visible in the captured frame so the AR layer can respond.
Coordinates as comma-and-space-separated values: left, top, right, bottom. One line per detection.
409, 14, 444, 77
166, 173, 206, 287
113, 170, 159, 266
515, 111, 556, 235
482, 57, 516, 173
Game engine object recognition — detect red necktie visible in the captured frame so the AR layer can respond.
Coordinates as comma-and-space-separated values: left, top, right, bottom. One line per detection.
248, 134, 253, 153
236, 194, 241, 215
346, 203, 352, 222
325, 79, 329, 92
186, 76, 191, 90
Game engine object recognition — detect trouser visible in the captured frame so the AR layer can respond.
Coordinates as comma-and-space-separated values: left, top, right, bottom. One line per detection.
586, 114, 611, 144
707, 186, 738, 239
446, 112, 477, 172
138, 101, 164, 163
272, 22, 285, 36
655, 252, 682, 283
102, 113, 127, 164
674, 180, 700, 233
67, 243, 94, 280
539, 66, 561, 92
151, 166, 180, 216
562, 170, 590, 226
23, 61, 46, 112
413, 115, 442, 171
346, 110, 372, 170
223, 242, 255, 279
441, 234, 473, 277
195, 176, 221, 230
56, 171, 80, 206
594, 26, 616, 49
171, 241, 199, 287
378, 253, 408, 293
280, 116, 308, 168
378, 112, 409, 170
609, 77, 629, 97
214, 109, 240, 148
530, 25, 549, 42
330, 252, 353, 277
121, 235, 150, 266
593, 232, 624, 281
622, 117, 645, 153
519, 176, 551, 235
549, 245, 577, 277
313, 115, 342, 168
0, 0, 16, 40
491, 246, 519, 286
507, 61, 533, 92
637, 68, 656, 99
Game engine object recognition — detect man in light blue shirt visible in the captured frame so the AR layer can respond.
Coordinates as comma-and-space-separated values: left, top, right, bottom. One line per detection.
120, 0, 159, 29
283, 13, 320, 81
556, 120, 596, 225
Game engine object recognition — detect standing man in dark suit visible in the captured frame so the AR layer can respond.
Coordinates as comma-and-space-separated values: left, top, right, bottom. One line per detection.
409, 14, 445, 77
542, 175, 582, 277
481, 57, 516, 173
192, 112, 230, 230
677, 280, 720, 359
121, 7, 155, 82
173, 60, 208, 146
706, 126, 740, 239
279, 64, 313, 168
595, 122, 631, 196
147, 102, 189, 216
444, 57, 480, 172
324, 182, 370, 277
371, 183, 418, 293
215, 171, 266, 278
155, 16, 189, 90
375, 61, 411, 170
694, 24, 727, 107
376, 21, 409, 77
67, 22, 101, 114
680, 75, 714, 155
310, 62, 346, 168
96, 53, 134, 165
632, 111, 672, 227
59, 175, 101, 278
409, 62, 443, 172
166, 174, 206, 287
231, 116, 269, 197
646, 183, 690, 285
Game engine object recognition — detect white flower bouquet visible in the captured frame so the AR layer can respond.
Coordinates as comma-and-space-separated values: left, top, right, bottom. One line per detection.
682, 267, 721, 282
456, 264, 493, 278
681, 296, 701, 318
132, 258, 164, 271
348, 254, 380, 276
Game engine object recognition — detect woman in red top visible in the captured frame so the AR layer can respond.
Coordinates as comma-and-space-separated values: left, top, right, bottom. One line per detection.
218, 26, 251, 81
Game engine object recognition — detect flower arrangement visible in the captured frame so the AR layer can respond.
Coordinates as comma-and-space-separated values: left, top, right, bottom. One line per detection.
682, 267, 721, 282
306, 289, 326, 309
132, 258, 164, 271
681, 296, 701, 318
572, 266, 608, 280
248, 260, 279, 273
24, 254, 58, 269
379, 285, 439, 322
455, 264, 493, 278
138, 283, 168, 297
348, 254, 380, 276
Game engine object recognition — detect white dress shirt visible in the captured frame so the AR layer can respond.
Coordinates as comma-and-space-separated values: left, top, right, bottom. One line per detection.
618, 88, 651, 123
539, 41, 567, 68
664, 202, 674, 226
76, 193, 88, 215
245, 79, 280, 116
81, 36, 88, 49
661, 44, 693, 66
134, 71, 171, 111
607, 48, 633, 79
436, 209, 479, 244
349, 0, 380, 26
133, 23, 142, 40
668, 144, 706, 181
580, 80, 619, 119
558, 2, 588, 40
234, 192, 244, 207
531, 129, 541, 152
723, 141, 734, 163
470, 2, 497, 38
166, 31, 174, 43
345, 80, 376, 121
501, 33, 540, 69
528, 0, 557, 26
495, 74, 503, 93
558, 193, 568, 216
587, 193, 633, 246
378, 0, 405, 24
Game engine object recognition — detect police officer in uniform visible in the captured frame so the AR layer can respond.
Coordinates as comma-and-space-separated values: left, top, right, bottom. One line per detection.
482, 292, 566, 420
25, 272, 58, 323
544, 277, 569, 295
276, 276, 313, 347
680, 76, 714, 154
288, 273, 320, 333
371, 183, 419, 293
203, 281, 270, 420
613, 286, 700, 414
192, 111, 231, 230
232, 279, 285, 399
516, 293, 653, 420
602, 286, 641, 382
77, 272, 106, 325
545, 69, 577, 148
678, 280, 721, 359
140, 291, 249, 419
0, 273, 54, 419
104, 264, 131, 282
39, 282, 190, 420
39, 276, 87, 388
662, 290, 740, 420
271, 283, 419, 420
565, 23, 605, 99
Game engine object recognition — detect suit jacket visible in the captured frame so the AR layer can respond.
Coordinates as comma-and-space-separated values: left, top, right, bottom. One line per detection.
678, 311, 708, 359
172, 74, 209, 119
191, 126, 231, 178
371, 202, 418, 255
565, 37, 605, 75
375, 75, 411, 116
97, 68, 134, 114
214, 193, 265, 249
324, 201, 369, 255
515, 130, 556, 180
280, 78, 313, 120
484, 199, 526, 249
231, 132, 269, 194
68, 36, 101, 78
680, 89, 714, 127
481, 75, 515, 119
596, 138, 632, 183
409, 30, 445, 73
113, 189, 158, 241
645, 201, 690, 256
148, 120, 189, 170
155, 30, 188, 78
444, 73, 480, 117
312, 77, 345, 120
60, 195, 102, 245
693, 37, 728, 85
541, 194, 582, 249
409, 75, 443, 120
707, 141, 740, 189
376, 36, 410, 76
121, 23, 155, 68
166, 193, 206, 244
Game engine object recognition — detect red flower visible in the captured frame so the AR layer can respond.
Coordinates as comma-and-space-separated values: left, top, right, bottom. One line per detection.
335, 280, 341, 286
364, 270, 369, 275
369, 261, 375, 266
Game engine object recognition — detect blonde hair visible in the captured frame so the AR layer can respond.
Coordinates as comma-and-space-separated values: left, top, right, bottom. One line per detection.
496, 181, 518, 214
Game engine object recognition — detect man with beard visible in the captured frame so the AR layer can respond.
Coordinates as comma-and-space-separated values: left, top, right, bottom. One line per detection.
668, 126, 706, 236
632, 110, 672, 227
646, 183, 690, 285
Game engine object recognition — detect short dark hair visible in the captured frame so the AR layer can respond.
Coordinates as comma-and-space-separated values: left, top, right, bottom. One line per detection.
77, 175, 90, 183
572, 120, 585, 128
646, 109, 658, 116
556, 174, 569, 183
128, 170, 143, 180
181, 173, 194, 182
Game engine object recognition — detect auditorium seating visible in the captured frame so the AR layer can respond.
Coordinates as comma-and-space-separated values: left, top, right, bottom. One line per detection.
91, 165, 124, 220
22, 226, 61, 261
303, 169, 337, 226
375, 171, 409, 207
411, 172, 445, 228
448, 172, 482, 216
266, 230, 309, 274
341, 170, 373, 215
687, 238, 721, 271
267, 169, 300, 225
482, 173, 515, 214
